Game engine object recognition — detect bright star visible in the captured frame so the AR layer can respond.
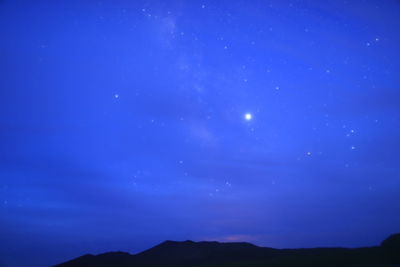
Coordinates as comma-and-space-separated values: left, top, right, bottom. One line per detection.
245, 113, 252, 120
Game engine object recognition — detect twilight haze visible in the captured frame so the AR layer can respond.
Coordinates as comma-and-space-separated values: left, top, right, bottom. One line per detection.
1, 1, 400, 266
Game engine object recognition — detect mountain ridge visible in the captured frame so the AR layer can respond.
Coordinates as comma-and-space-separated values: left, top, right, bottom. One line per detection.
54, 233, 400, 267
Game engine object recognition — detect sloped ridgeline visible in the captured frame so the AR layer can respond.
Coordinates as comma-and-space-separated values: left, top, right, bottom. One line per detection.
55, 233, 400, 267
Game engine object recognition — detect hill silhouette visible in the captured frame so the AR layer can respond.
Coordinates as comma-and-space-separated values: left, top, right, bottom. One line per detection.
54, 234, 400, 267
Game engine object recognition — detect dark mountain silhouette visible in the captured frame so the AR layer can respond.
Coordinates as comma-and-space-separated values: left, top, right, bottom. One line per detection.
381, 233, 400, 265
54, 234, 400, 267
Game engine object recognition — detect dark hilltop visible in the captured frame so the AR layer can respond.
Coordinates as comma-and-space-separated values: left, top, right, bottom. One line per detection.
54, 233, 400, 267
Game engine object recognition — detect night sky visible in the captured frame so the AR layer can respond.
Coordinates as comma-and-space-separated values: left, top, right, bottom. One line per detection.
1, 1, 400, 266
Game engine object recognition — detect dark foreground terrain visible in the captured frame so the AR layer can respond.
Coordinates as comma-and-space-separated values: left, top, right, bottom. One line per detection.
55, 233, 400, 267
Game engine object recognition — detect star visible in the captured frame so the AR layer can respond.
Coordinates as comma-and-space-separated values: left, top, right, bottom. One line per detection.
244, 113, 252, 120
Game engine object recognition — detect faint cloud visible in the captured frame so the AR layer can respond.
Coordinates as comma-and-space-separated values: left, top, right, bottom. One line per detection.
201, 234, 261, 243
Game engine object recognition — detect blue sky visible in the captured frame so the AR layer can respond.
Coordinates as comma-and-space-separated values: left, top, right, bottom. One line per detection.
1, 1, 400, 266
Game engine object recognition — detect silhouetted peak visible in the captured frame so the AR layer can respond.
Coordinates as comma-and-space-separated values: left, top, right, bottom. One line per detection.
55, 233, 400, 267
381, 233, 400, 248
54, 254, 95, 267
160, 240, 195, 245
76, 254, 94, 259
153, 240, 259, 251
97, 251, 132, 257
132, 239, 269, 265
380, 233, 400, 265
